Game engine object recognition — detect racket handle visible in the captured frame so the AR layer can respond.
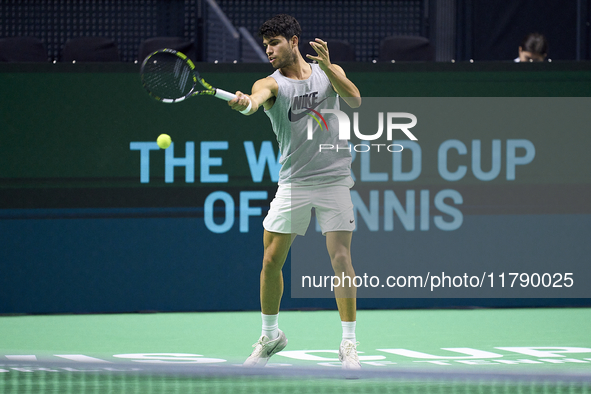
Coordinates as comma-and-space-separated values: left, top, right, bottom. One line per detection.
214, 88, 237, 101
215, 88, 252, 115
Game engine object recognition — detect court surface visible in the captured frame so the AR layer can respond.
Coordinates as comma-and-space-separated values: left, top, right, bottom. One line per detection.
1, 308, 590, 392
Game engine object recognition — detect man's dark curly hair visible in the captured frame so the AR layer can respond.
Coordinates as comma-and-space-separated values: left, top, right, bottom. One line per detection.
520, 32, 548, 56
258, 14, 301, 40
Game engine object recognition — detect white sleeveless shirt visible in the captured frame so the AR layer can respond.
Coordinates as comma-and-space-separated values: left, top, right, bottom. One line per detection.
264, 63, 352, 185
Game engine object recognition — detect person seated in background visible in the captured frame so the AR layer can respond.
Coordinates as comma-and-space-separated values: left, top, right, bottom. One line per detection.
515, 32, 548, 62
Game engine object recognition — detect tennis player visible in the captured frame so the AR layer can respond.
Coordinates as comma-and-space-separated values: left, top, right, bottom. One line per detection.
228, 14, 362, 370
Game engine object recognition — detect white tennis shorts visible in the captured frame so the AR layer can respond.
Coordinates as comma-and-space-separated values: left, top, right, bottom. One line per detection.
263, 176, 356, 236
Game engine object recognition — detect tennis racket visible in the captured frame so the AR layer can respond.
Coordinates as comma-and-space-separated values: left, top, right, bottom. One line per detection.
140, 48, 239, 104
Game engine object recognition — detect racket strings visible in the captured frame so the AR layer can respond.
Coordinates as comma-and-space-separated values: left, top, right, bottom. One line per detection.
142, 53, 195, 100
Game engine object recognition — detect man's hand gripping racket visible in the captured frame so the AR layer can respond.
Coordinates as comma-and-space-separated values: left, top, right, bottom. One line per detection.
140, 48, 251, 114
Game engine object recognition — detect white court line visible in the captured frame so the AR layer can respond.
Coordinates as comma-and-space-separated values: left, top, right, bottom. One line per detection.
54, 355, 111, 363
5, 355, 38, 361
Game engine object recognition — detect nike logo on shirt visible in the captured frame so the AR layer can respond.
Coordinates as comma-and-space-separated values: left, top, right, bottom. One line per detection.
287, 97, 328, 122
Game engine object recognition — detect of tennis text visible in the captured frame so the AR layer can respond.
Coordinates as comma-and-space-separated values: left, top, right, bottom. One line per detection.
130, 138, 535, 233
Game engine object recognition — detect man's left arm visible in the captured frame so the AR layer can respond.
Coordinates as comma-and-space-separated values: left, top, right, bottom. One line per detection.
307, 38, 361, 108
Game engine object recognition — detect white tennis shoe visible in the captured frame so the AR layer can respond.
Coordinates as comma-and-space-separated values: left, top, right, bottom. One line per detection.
339, 340, 361, 370
243, 330, 288, 367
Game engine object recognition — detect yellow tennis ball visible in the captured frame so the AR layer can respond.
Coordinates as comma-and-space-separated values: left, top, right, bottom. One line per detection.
157, 134, 171, 149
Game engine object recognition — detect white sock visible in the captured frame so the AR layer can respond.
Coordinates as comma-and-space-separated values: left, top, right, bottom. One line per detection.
261, 313, 279, 340
341, 321, 356, 343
